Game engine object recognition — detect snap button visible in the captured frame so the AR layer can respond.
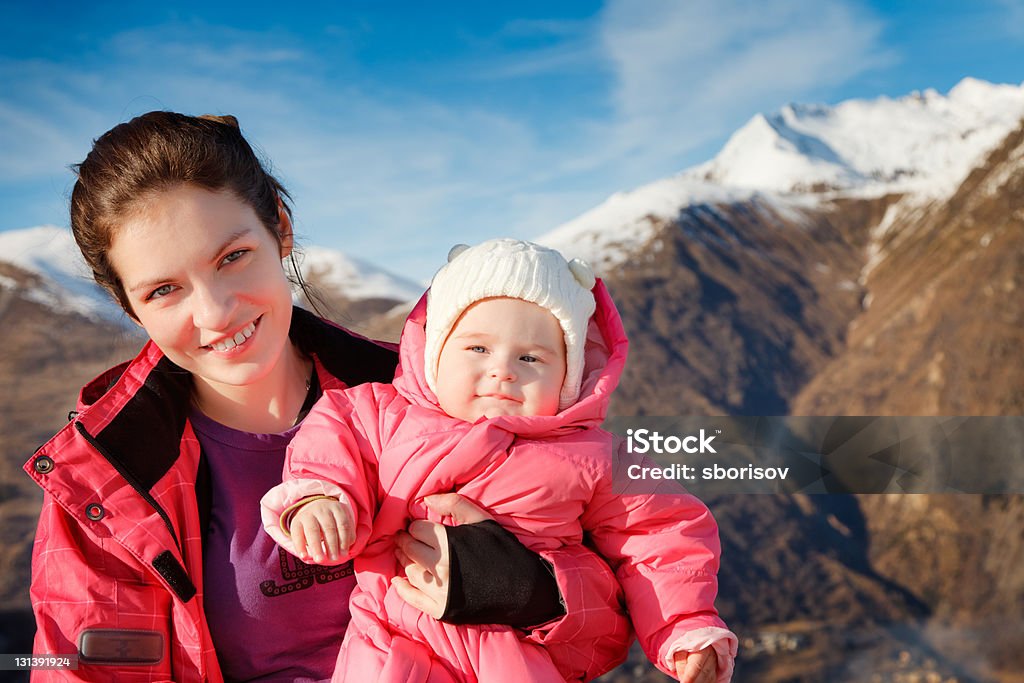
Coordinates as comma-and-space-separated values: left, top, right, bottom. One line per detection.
33, 455, 55, 474
85, 503, 105, 521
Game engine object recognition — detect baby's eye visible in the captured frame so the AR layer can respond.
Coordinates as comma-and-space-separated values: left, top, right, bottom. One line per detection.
146, 284, 177, 301
468, 345, 487, 353
221, 249, 248, 265
520, 355, 539, 363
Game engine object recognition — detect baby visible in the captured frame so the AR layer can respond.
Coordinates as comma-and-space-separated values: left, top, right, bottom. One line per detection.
262, 239, 737, 682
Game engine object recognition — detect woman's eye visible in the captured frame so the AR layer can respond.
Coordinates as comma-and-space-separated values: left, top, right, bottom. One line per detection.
221, 249, 248, 265
146, 284, 176, 301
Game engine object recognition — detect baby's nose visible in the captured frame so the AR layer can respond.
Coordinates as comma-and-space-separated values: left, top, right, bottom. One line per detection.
489, 361, 516, 382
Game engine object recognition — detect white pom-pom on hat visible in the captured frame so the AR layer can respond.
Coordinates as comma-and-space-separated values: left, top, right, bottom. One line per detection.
425, 239, 597, 411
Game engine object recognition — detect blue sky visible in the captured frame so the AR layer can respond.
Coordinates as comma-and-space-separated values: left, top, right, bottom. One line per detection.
2, 0, 1023, 280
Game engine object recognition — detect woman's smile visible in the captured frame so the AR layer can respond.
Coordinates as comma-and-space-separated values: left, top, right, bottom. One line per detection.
203, 316, 260, 354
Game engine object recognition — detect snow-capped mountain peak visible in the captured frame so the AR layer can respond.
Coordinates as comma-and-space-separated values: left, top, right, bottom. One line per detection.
700, 110, 864, 192
696, 78, 1024, 197
538, 78, 1024, 269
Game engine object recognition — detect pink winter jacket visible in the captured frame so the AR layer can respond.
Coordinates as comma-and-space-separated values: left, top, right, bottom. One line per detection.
263, 282, 737, 682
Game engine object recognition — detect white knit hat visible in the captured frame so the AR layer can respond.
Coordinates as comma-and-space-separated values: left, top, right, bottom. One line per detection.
425, 238, 597, 411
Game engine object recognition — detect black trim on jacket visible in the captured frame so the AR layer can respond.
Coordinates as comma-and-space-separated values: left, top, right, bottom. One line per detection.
84, 307, 399, 551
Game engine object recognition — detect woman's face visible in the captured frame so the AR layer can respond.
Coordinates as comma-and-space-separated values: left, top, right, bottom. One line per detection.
107, 184, 295, 391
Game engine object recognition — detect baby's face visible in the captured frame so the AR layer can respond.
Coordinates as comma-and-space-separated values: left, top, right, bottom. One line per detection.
435, 297, 567, 422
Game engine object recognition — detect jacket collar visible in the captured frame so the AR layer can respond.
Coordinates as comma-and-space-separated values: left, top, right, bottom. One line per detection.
74, 306, 398, 495
28, 308, 397, 605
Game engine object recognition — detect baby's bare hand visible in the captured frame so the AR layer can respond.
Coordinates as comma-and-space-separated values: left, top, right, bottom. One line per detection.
674, 646, 717, 683
289, 498, 353, 564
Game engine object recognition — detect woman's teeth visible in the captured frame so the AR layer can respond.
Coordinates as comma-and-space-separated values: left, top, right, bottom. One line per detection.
210, 320, 256, 352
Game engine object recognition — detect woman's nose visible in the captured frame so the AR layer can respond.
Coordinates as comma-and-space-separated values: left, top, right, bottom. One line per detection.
192, 283, 237, 330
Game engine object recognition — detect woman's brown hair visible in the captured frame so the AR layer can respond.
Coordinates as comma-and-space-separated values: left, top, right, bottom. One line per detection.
70, 111, 305, 316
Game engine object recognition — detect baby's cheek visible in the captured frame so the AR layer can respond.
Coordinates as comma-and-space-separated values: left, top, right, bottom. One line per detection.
543, 364, 568, 415
437, 392, 480, 423
534, 390, 561, 416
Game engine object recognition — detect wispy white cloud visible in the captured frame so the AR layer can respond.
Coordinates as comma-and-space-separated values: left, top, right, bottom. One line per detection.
592, 0, 895, 181
501, 19, 591, 39
107, 25, 308, 70
1, 25, 562, 274
993, 0, 1024, 38
0, 101, 81, 181
3, 2, 894, 278
0, 57, 114, 182
466, 41, 596, 80
451, 18, 599, 81
441, 0, 894, 201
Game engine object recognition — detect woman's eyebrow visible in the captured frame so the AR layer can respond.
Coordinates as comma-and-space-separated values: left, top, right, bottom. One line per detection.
126, 228, 253, 293
212, 228, 253, 257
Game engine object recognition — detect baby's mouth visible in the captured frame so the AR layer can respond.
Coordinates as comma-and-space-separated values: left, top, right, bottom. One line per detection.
479, 393, 522, 403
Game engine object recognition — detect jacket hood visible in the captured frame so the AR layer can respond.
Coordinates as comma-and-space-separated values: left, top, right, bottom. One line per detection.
392, 279, 628, 437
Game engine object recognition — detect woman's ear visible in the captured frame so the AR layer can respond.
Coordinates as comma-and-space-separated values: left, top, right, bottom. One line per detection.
277, 201, 294, 259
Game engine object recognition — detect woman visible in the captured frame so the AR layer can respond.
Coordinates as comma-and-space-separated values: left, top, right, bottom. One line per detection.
24, 112, 628, 682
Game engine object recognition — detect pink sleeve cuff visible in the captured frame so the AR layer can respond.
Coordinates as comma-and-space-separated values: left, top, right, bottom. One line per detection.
665, 627, 738, 683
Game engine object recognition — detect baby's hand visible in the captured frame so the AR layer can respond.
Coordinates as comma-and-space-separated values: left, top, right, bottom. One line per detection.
289, 497, 353, 564
673, 646, 717, 683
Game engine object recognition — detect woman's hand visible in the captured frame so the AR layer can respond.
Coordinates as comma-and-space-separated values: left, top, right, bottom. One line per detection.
391, 493, 493, 618
674, 646, 717, 683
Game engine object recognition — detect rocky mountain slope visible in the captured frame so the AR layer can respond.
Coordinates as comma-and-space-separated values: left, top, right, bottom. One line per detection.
793, 116, 1024, 682
792, 117, 1024, 416
531, 80, 1024, 682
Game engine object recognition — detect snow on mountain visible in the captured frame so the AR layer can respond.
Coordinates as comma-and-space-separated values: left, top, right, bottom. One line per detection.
537, 177, 730, 268
696, 78, 1024, 197
296, 246, 423, 302
0, 226, 423, 322
539, 78, 1024, 268
0, 225, 126, 322
537, 176, 819, 270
